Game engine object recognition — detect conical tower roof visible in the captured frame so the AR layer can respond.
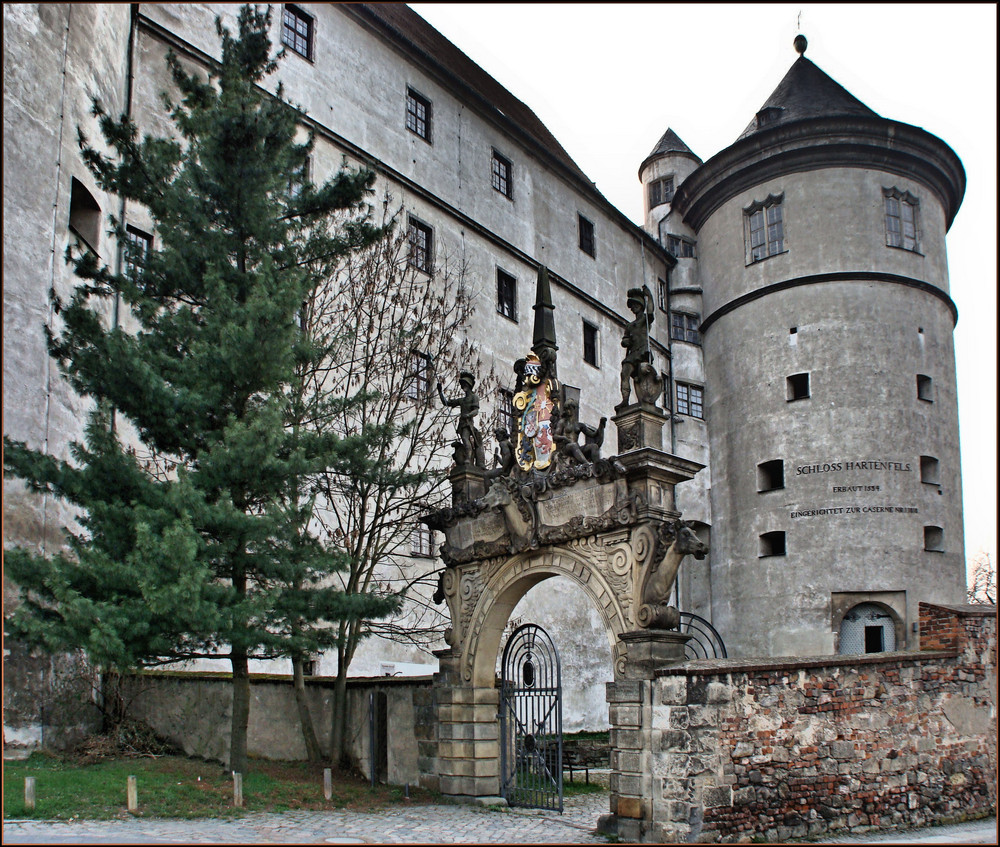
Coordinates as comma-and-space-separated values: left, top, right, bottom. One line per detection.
737, 54, 879, 140
639, 128, 701, 176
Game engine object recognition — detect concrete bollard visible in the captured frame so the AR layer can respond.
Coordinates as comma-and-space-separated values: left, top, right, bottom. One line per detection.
25, 777, 36, 811
233, 772, 243, 808
323, 768, 332, 801
127, 775, 138, 812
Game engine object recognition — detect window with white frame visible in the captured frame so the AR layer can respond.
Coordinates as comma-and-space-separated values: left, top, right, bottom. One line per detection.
406, 87, 431, 142
676, 382, 703, 419
656, 277, 668, 313
411, 524, 434, 557
497, 269, 517, 321
407, 216, 433, 274
281, 5, 313, 60
406, 352, 430, 400
491, 149, 512, 198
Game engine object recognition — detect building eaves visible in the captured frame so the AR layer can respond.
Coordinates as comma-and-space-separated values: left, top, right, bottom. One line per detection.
345, 4, 666, 259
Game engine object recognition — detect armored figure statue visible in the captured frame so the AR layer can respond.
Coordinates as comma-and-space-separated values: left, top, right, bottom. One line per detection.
618, 285, 663, 408
438, 371, 486, 469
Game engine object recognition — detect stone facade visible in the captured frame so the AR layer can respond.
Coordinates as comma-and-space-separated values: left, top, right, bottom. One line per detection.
3, 3, 975, 746
631, 603, 996, 842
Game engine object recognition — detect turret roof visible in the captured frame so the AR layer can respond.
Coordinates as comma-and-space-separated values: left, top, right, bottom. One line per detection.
639, 128, 701, 176
737, 55, 880, 140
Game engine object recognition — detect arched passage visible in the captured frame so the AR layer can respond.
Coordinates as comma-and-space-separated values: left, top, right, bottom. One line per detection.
461, 546, 630, 689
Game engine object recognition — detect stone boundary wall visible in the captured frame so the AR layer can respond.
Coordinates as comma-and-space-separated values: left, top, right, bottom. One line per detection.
122, 672, 432, 784
646, 603, 996, 843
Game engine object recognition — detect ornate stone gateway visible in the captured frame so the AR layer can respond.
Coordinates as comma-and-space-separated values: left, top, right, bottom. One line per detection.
422, 268, 709, 841
499, 623, 562, 811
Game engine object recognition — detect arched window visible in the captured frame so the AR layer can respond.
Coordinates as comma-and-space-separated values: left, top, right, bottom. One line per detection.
839, 602, 896, 654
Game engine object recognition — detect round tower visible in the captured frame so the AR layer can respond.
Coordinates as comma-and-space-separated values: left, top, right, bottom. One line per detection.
670, 37, 967, 657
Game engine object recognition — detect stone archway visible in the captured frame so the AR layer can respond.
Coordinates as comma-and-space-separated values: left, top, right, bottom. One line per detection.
464, 546, 631, 689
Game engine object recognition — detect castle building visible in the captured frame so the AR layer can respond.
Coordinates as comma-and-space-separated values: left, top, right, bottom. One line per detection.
3, 5, 969, 741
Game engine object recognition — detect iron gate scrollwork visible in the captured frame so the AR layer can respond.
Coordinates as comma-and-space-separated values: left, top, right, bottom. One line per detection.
499, 623, 563, 812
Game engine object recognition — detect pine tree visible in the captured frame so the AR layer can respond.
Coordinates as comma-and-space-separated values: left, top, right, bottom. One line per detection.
3, 6, 395, 775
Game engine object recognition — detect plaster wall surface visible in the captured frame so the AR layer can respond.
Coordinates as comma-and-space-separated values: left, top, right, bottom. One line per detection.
697, 168, 951, 317
3, 2, 131, 746
704, 282, 964, 657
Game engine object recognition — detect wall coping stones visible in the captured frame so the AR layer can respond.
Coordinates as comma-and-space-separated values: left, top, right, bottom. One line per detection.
922, 602, 997, 617
654, 650, 957, 677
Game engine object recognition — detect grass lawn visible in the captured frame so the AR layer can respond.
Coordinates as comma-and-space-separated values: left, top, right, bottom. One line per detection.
3, 753, 434, 820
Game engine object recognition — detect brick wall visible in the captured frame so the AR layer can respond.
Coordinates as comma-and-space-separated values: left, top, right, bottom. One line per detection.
649, 604, 996, 843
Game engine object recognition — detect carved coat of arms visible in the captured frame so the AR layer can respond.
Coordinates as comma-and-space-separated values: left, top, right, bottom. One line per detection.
514, 353, 560, 471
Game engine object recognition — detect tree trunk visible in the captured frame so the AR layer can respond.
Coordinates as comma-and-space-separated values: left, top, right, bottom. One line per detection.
292, 655, 324, 762
230, 648, 250, 776
330, 659, 350, 768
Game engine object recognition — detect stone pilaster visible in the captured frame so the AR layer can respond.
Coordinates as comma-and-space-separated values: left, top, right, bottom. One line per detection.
601, 630, 691, 842
432, 652, 501, 798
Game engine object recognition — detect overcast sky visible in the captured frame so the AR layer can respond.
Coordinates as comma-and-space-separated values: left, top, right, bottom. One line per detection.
410, 3, 998, 568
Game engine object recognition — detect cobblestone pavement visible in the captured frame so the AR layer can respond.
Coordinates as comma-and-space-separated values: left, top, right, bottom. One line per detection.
3, 792, 610, 844
3, 796, 995, 845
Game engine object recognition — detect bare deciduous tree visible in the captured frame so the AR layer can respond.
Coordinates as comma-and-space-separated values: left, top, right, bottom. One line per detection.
967, 551, 996, 605
291, 197, 497, 766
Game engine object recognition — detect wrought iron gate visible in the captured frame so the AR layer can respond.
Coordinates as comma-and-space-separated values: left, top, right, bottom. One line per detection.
499, 623, 563, 812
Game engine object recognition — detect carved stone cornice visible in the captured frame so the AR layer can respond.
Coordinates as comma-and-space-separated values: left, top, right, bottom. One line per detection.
671, 117, 965, 232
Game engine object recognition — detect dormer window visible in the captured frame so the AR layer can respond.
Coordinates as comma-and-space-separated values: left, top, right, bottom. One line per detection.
755, 106, 783, 128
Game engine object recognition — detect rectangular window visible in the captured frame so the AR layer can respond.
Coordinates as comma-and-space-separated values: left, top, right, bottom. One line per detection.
500, 389, 516, 435
757, 459, 785, 492
920, 455, 940, 485
406, 353, 430, 400
676, 382, 703, 419
123, 226, 152, 280
281, 4, 313, 60
411, 525, 434, 557
491, 149, 512, 198
583, 320, 599, 368
648, 176, 674, 208
787, 372, 810, 401
670, 312, 700, 344
496, 269, 517, 321
759, 531, 786, 557
884, 189, 919, 252
665, 234, 695, 258
657, 277, 668, 313
746, 196, 784, 263
917, 374, 934, 402
406, 87, 431, 142
407, 217, 433, 274
578, 214, 595, 257
923, 525, 944, 552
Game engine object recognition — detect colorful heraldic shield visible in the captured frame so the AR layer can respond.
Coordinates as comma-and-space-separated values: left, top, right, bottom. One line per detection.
514, 354, 558, 471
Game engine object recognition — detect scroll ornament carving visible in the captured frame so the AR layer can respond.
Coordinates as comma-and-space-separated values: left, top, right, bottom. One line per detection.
636, 519, 708, 629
